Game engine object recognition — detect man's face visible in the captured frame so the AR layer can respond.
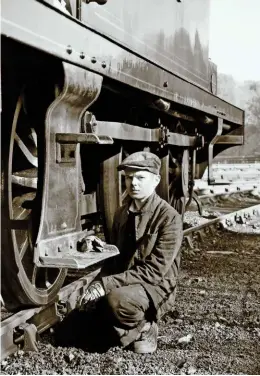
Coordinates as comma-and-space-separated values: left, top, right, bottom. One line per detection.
124, 168, 160, 201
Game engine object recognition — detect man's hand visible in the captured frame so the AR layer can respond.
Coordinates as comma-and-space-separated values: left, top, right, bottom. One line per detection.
78, 281, 105, 311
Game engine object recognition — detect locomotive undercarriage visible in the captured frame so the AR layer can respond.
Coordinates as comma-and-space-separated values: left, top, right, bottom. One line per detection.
1, 38, 244, 311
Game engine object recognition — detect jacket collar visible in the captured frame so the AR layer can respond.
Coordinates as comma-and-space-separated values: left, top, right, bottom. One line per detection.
128, 192, 160, 215
117, 192, 161, 242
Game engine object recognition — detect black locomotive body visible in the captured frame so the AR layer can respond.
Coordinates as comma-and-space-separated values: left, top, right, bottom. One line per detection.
1, 0, 244, 311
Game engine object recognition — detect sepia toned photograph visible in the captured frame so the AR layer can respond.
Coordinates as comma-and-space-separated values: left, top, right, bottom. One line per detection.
1, 0, 259, 374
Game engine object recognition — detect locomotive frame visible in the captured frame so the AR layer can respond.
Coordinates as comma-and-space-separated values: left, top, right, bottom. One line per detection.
1, 0, 245, 311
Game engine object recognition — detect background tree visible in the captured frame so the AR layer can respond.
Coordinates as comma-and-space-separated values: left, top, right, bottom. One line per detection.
247, 82, 260, 124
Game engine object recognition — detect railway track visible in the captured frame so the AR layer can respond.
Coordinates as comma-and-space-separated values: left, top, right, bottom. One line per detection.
194, 180, 259, 195
201, 163, 260, 184
1, 191, 260, 361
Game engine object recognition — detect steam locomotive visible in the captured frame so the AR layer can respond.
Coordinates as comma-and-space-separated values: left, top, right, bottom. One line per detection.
1, 0, 244, 311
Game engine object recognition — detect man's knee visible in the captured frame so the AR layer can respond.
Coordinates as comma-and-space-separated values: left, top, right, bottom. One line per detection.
105, 285, 150, 327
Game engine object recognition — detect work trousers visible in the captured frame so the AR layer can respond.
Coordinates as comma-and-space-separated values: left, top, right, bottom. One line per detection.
101, 284, 155, 347
54, 284, 154, 351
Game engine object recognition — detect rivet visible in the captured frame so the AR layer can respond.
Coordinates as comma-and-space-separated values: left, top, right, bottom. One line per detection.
66, 45, 72, 54
163, 81, 168, 88
80, 52, 85, 59
91, 57, 97, 64
101, 61, 107, 68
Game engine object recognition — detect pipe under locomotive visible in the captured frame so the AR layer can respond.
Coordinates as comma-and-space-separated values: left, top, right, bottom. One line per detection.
1, 0, 245, 311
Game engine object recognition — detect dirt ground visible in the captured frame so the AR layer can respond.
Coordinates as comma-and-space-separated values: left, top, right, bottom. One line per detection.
1, 228, 260, 375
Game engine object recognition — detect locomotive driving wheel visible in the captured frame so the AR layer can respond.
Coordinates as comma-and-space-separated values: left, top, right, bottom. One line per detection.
1, 83, 66, 311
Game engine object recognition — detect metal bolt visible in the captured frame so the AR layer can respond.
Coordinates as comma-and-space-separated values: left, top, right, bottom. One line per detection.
101, 61, 107, 68
163, 81, 168, 88
91, 57, 97, 64
80, 52, 85, 59
66, 45, 72, 54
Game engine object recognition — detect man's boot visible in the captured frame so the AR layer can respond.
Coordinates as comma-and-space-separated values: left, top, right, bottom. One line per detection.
133, 321, 158, 354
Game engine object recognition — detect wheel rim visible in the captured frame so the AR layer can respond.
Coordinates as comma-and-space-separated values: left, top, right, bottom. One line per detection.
2, 88, 66, 310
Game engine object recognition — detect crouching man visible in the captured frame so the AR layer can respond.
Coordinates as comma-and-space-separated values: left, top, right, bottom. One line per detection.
79, 151, 183, 353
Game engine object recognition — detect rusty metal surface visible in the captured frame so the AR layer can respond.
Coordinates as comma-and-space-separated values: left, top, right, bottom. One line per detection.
1, 0, 244, 126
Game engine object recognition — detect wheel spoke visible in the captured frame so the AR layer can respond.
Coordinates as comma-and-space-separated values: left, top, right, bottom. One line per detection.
12, 202, 29, 220
12, 192, 36, 218
12, 96, 23, 134
31, 265, 37, 286
12, 168, 38, 189
45, 269, 51, 288
14, 132, 38, 167
20, 238, 29, 260
29, 128, 37, 147
12, 175, 37, 189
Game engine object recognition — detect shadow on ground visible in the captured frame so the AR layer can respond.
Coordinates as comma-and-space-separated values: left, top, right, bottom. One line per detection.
54, 307, 119, 353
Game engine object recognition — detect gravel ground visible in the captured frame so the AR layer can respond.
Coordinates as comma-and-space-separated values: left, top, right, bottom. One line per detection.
1, 226, 259, 375
184, 210, 221, 228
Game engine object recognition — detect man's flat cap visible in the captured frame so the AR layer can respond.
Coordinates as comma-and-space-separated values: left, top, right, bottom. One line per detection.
117, 151, 161, 175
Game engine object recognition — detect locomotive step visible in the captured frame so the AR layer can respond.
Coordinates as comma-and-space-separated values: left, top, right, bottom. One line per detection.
35, 231, 119, 269
39, 247, 118, 269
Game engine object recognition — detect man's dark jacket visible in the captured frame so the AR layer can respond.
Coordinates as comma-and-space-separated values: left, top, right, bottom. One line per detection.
101, 193, 183, 319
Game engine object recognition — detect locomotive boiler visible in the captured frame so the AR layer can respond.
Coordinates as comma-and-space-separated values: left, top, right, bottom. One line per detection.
1, 0, 245, 311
